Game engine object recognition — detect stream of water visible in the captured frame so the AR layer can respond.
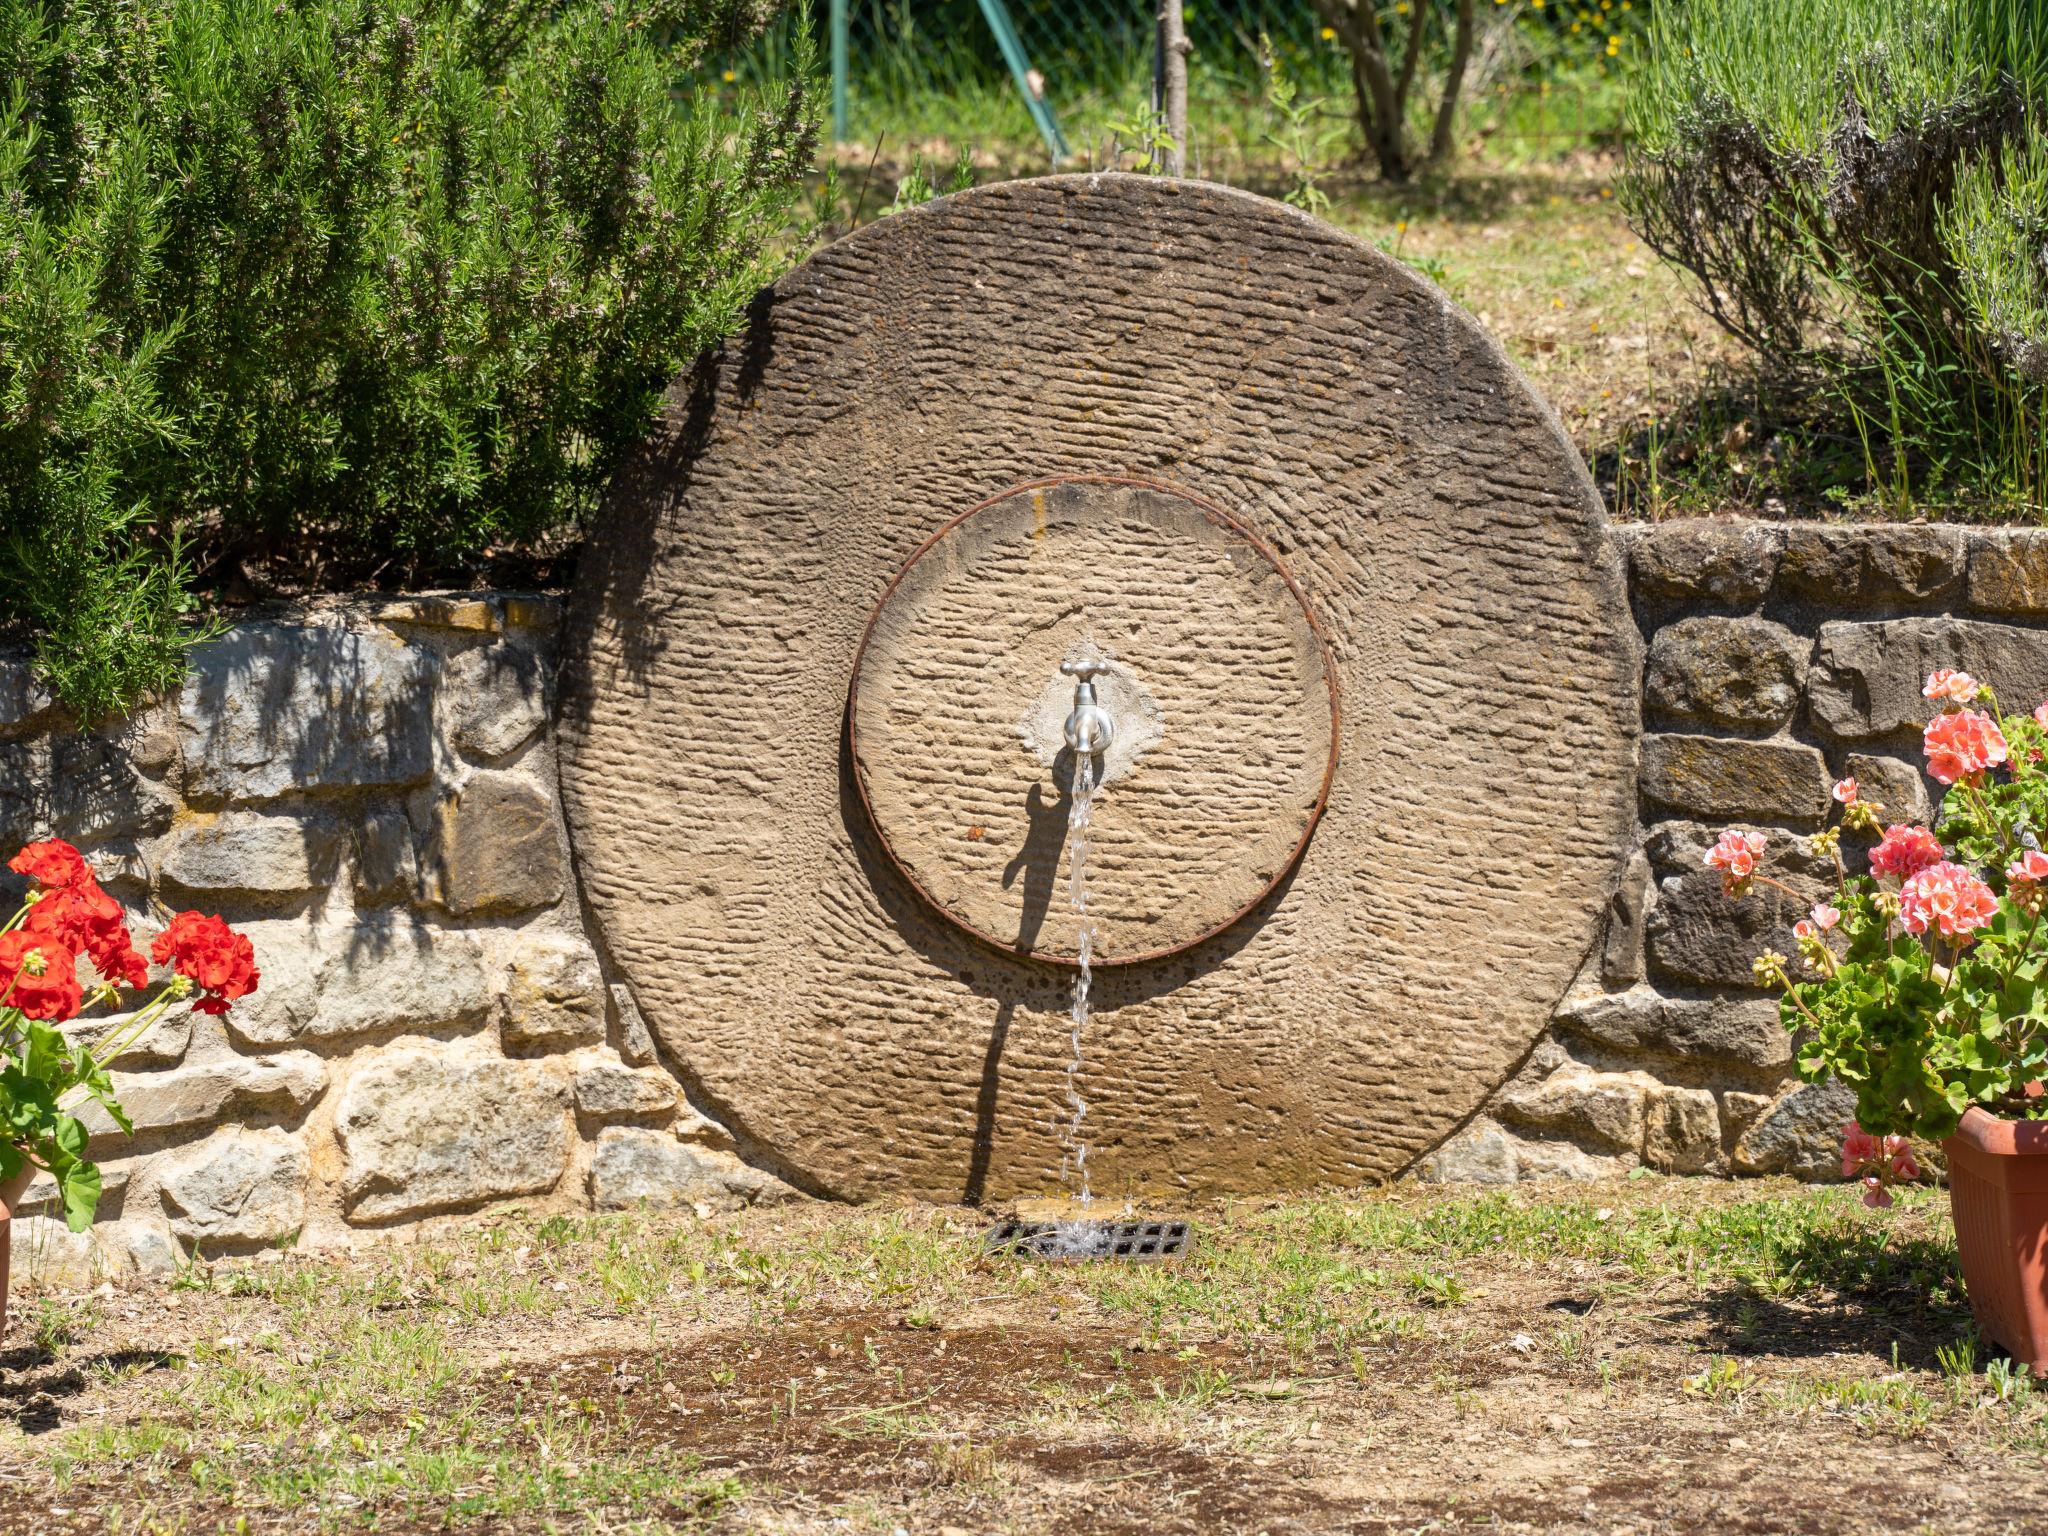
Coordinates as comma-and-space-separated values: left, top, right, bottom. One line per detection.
1058, 747, 1099, 1216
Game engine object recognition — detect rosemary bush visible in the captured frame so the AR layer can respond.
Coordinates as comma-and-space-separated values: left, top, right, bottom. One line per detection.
0, 0, 816, 719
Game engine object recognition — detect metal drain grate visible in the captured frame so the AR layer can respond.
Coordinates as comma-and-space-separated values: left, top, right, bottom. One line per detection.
983, 1219, 1191, 1263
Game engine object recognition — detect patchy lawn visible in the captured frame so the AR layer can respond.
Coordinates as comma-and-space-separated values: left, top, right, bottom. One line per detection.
0, 1179, 2041, 1533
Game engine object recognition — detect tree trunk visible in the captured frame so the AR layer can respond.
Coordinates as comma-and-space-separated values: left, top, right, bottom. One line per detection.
1156, 0, 1189, 176
1428, 0, 1476, 165
1312, 0, 1409, 180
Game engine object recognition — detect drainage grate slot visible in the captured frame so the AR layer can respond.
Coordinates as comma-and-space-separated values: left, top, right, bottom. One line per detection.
983, 1219, 1191, 1263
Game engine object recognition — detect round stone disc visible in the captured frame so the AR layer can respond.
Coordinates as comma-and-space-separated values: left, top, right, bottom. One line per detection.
558, 174, 1640, 1203
848, 475, 1338, 966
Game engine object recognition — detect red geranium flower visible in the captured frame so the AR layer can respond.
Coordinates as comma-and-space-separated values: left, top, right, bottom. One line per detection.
7, 838, 93, 894
0, 930, 83, 1021
25, 880, 148, 991
149, 912, 259, 1015
12, 839, 148, 991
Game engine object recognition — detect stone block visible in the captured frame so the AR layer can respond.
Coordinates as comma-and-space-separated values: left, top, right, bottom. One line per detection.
1808, 618, 2048, 742
1645, 617, 1806, 730
588, 1127, 791, 1212
1646, 870, 1818, 990
445, 644, 547, 762
159, 810, 342, 897
45, 731, 177, 843
1721, 1091, 1774, 1139
1601, 849, 1652, 986
1495, 1066, 1647, 1154
375, 595, 498, 632
0, 741, 37, 850
77, 1051, 326, 1138
1555, 986, 1792, 1069
1644, 820, 1836, 882
1639, 735, 1832, 826
426, 771, 566, 916
1414, 1117, 1517, 1185
1644, 1085, 1724, 1174
1843, 752, 1934, 827
159, 1130, 307, 1246
573, 1059, 680, 1121
1967, 532, 2048, 615
0, 658, 53, 735
1733, 1079, 1856, 1178
63, 1002, 193, 1069
352, 808, 422, 907
224, 917, 492, 1049
18, 1160, 133, 1216
1777, 526, 1964, 606
179, 624, 436, 801
1509, 1136, 1635, 1181
499, 595, 562, 636
336, 1049, 569, 1222
611, 983, 658, 1067
8, 1216, 119, 1287
1631, 522, 1780, 609
502, 934, 607, 1050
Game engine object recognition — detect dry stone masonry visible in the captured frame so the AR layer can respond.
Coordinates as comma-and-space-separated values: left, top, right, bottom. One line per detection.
1422, 520, 2048, 1185
0, 595, 795, 1285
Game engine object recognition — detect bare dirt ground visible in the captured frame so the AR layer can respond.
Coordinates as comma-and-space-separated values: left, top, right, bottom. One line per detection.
0, 1179, 2042, 1533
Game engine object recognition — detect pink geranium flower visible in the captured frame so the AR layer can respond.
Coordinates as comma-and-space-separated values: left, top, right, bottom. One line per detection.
1832, 777, 1859, 804
1869, 824, 1946, 881
1924, 668, 1982, 707
2010, 850, 2048, 886
1862, 1176, 1894, 1210
1899, 861, 1999, 940
1842, 1121, 1879, 1178
1810, 903, 1840, 930
1924, 708, 2008, 786
1704, 829, 1765, 896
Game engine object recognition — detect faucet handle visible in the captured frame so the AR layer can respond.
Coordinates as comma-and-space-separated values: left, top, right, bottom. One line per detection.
1060, 650, 1110, 682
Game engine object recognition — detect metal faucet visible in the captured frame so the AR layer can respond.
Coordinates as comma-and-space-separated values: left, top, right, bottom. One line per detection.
1061, 652, 1115, 758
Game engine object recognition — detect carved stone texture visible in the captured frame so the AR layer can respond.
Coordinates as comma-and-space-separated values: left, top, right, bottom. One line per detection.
556, 175, 1640, 1201
851, 480, 1336, 963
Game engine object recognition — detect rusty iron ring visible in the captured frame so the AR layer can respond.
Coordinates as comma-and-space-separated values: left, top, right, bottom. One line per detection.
846, 473, 1343, 971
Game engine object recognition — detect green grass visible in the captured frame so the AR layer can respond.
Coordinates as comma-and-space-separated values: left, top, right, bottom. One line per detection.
16, 1183, 2029, 1527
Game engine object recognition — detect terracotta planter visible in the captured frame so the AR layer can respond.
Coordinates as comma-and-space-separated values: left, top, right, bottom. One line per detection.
0, 1157, 34, 1345
1945, 1107, 2048, 1373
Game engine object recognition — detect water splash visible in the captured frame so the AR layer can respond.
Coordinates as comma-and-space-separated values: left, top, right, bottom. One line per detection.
1060, 747, 1099, 1208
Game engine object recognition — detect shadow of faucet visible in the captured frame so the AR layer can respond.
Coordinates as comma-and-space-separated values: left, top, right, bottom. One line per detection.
1002, 748, 1082, 954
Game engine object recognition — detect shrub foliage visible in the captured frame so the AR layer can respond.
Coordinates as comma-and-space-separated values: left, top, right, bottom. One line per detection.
0, 0, 816, 718
1621, 0, 2048, 511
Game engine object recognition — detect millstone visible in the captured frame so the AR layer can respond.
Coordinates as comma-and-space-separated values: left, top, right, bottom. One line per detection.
557, 174, 1639, 1203
848, 475, 1339, 966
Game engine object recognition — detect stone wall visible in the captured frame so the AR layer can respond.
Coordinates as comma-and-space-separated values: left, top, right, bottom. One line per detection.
1423, 519, 2048, 1185
13, 517, 2043, 1264
1, 596, 793, 1284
